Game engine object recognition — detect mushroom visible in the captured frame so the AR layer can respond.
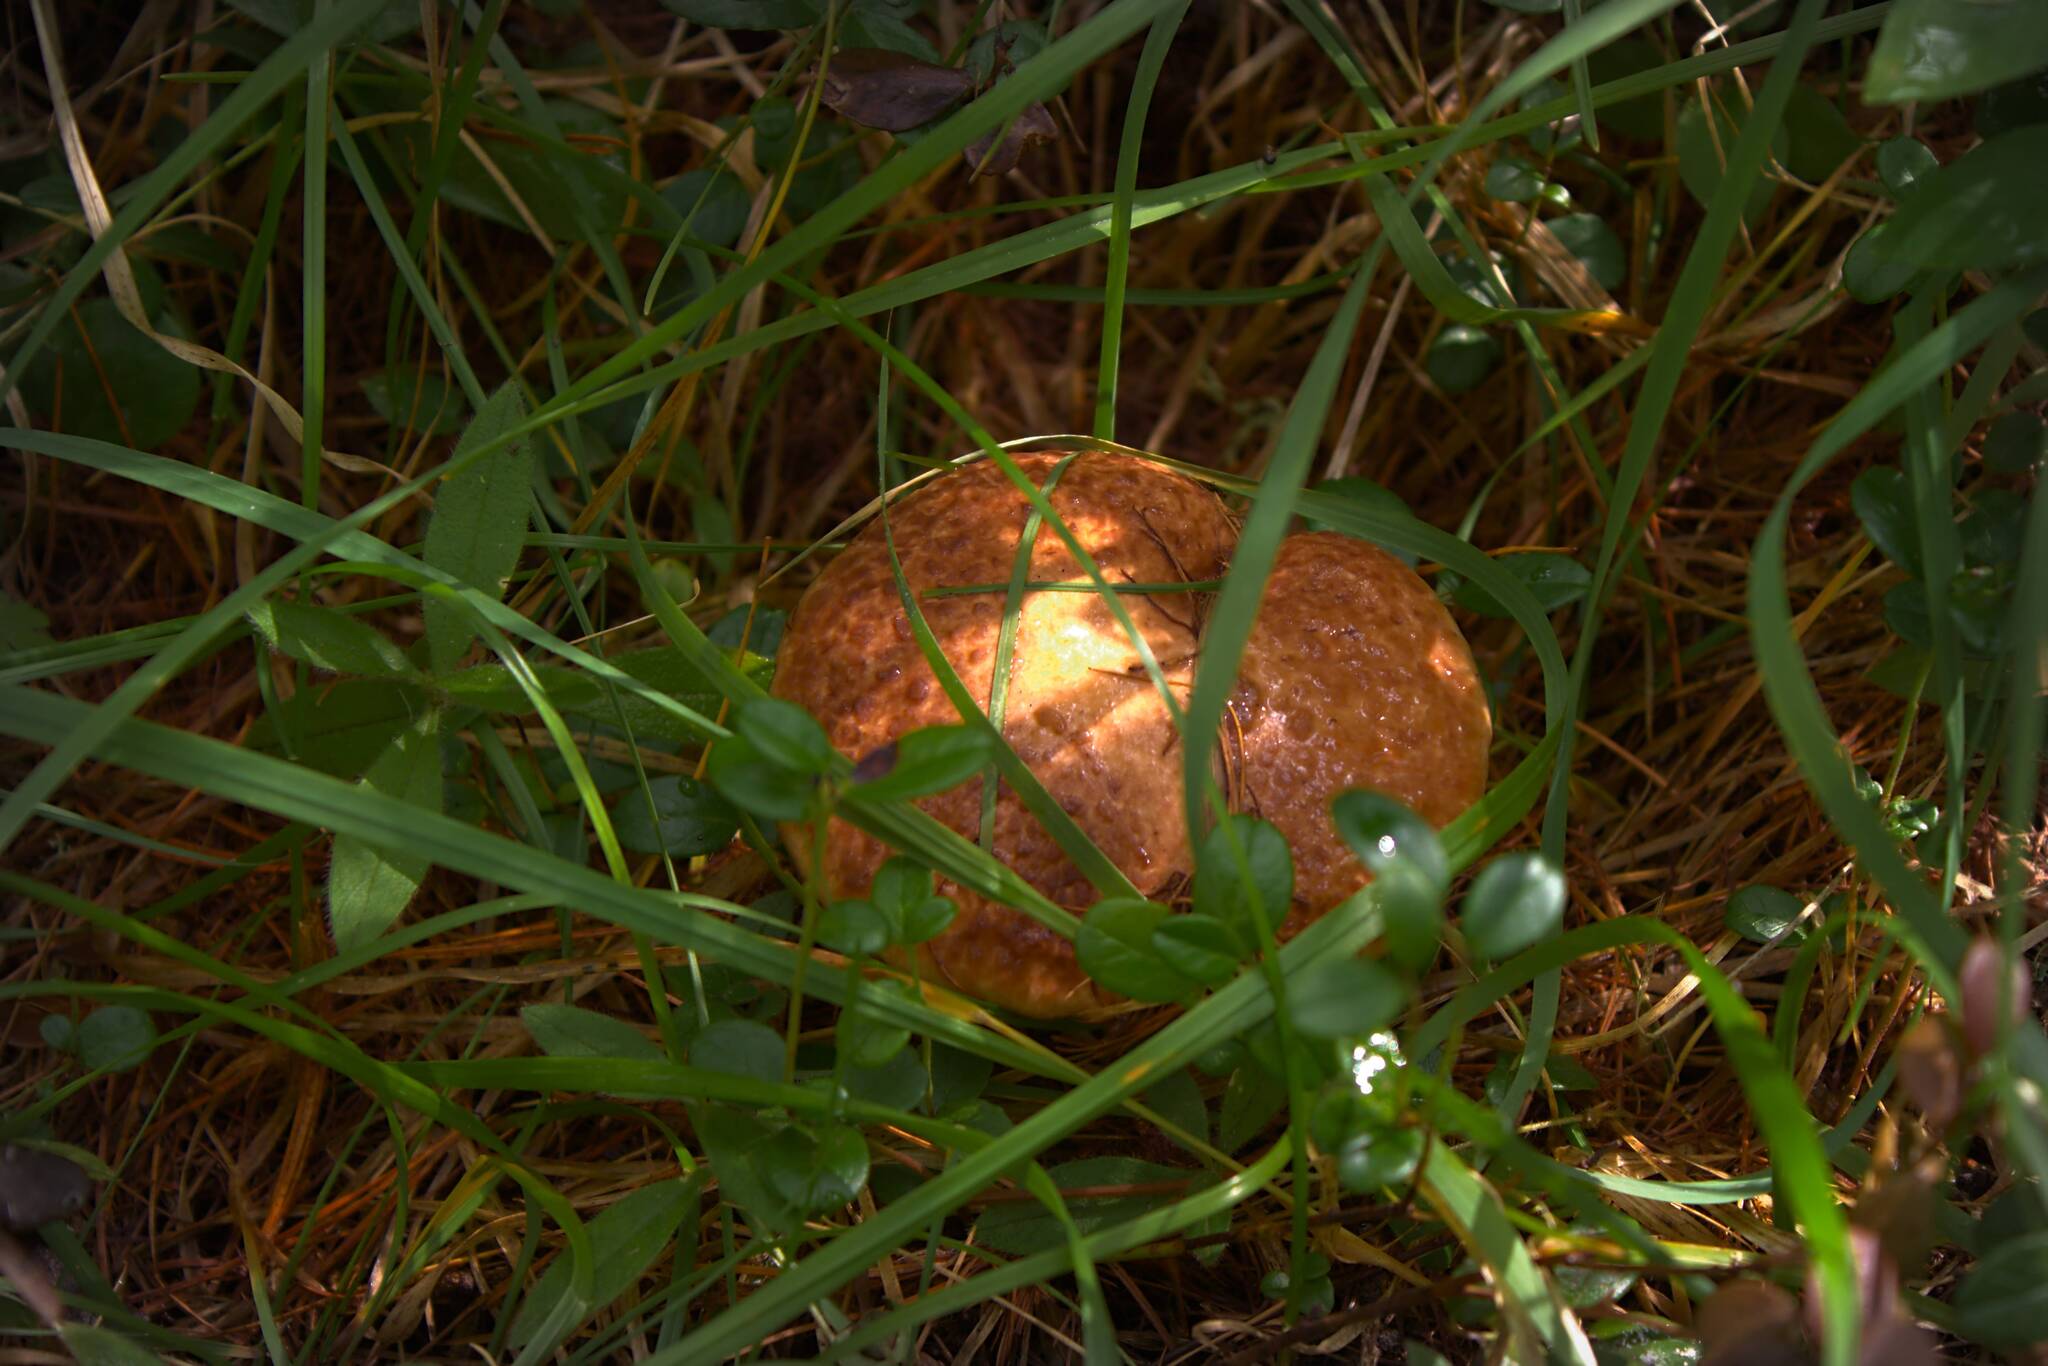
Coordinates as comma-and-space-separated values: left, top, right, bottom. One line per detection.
1227, 531, 1491, 926
771, 450, 1235, 1016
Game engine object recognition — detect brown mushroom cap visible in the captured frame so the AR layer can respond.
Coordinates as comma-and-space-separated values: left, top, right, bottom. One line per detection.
771, 450, 1235, 1017
1228, 532, 1491, 925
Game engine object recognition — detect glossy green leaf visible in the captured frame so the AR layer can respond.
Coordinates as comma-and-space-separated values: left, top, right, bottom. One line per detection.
1977, 71, 2048, 136
74, 1005, 156, 1073
1985, 413, 2046, 473
1332, 789, 1448, 892
1725, 884, 1810, 944
327, 710, 442, 950
1867, 0, 2048, 102
1287, 956, 1407, 1039
867, 856, 955, 944
844, 1047, 928, 1112
610, 775, 739, 857
1139, 1069, 1210, 1150
1486, 155, 1549, 202
1378, 861, 1448, 976
1192, 816, 1293, 939
1074, 898, 1194, 1002
247, 599, 418, 680
1676, 90, 1787, 226
16, 299, 200, 452
691, 1103, 796, 1238
1858, 127, 2048, 277
1452, 551, 1591, 618
1425, 324, 1503, 393
758, 1124, 868, 1215
1583, 37, 1667, 141
1461, 853, 1566, 960
1548, 213, 1625, 291
819, 899, 892, 958
706, 736, 814, 821
362, 366, 467, 435
1961, 490, 2026, 568
1852, 467, 1922, 576
1336, 1123, 1424, 1192
521, 1003, 664, 1061
1955, 1231, 2048, 1348
1875, 136, 1938, 198
661, 168, 752, 251
847, 723, 995, 802
1843, 224, 1917, 303
841, 979, 914, 1068
246, 678, 424, 779
509, 1178, 701, 1353
1152, 914, 1245, 985
1781, 82, 1863, 181
688, 1018, 782, 1084
734, 697, 835, 775
0, 593, 51, 653
422, 385, 533, 673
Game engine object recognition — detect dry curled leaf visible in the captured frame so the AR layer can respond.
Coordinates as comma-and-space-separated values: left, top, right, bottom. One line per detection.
819, 48, 974, 132
964, 103, 1058, 176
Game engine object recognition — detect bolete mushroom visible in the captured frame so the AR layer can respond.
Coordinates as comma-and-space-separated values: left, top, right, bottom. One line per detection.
1227, 531, 1491, 926
771, 450, 1235, 1017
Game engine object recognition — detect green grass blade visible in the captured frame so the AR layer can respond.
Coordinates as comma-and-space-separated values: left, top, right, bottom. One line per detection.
1094, 2, 1190, 439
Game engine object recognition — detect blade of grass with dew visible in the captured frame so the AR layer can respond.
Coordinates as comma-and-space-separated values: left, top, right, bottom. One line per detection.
1094, 0, 1190, 439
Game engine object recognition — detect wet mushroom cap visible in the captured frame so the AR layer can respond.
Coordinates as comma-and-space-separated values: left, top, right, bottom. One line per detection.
771, 450, 1235, 1017
1228, 531, 1491, 924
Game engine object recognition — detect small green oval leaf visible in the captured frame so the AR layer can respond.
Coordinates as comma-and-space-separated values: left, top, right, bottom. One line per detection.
1075, 898, 1194, 1002
1287, 956, 1407, 1039
1153, 914, 1247, 986
1462, 853, 1565, 960
75, 1006, 156, 1073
